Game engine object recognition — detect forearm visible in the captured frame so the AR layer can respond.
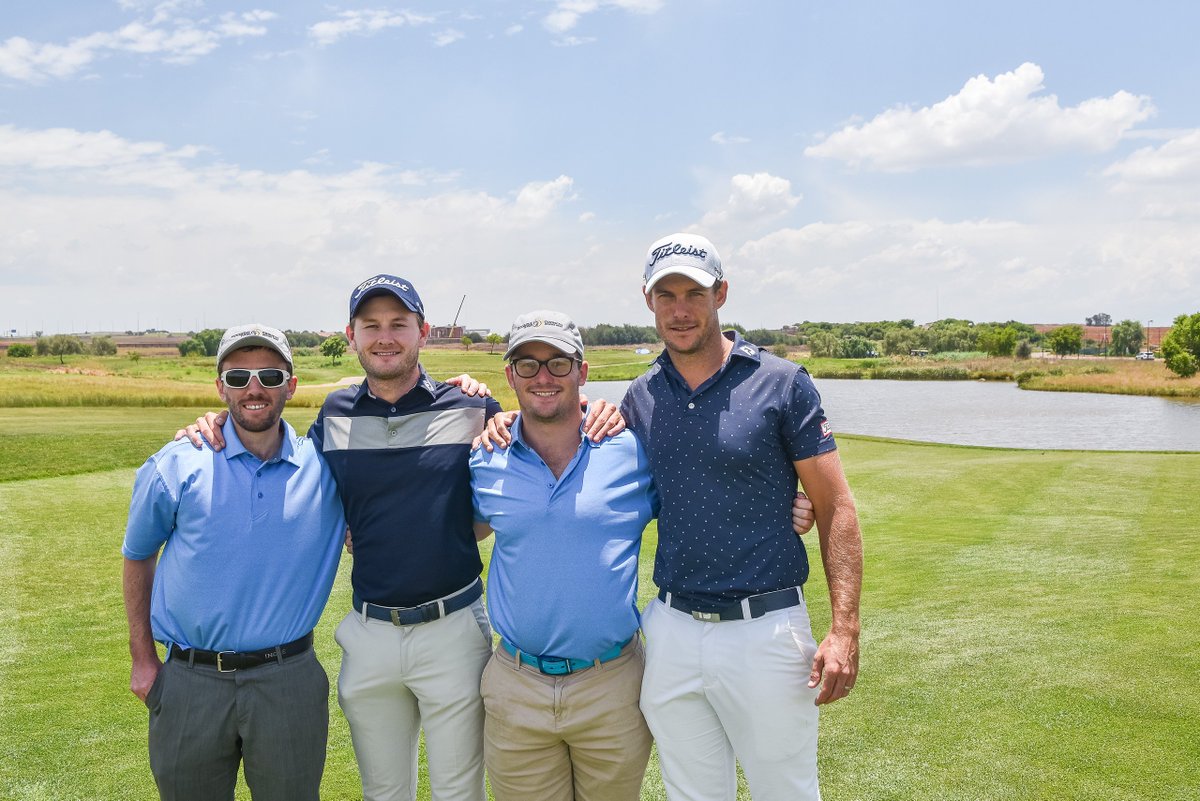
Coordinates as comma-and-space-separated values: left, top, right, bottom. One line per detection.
817, 494, 863, 637
122, 556, 159, 661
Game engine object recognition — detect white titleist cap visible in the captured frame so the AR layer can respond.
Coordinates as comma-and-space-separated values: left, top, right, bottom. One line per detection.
643, 233, 724, 291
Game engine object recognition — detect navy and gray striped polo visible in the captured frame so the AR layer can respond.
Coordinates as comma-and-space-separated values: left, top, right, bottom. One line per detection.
309, 366, 502, 607
621, 331, 837, 610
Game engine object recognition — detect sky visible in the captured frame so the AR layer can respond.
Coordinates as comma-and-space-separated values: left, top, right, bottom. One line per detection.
2, 1, 1199, 336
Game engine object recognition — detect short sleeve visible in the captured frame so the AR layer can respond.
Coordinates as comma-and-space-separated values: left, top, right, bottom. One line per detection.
781, 367, 837, 461
121, 457, 178, 560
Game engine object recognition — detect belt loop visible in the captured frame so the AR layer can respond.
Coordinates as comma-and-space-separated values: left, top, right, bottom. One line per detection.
274, 645, 284, 663
360, 600, 368, 623
593, 657, 602, 671
740, 597, 752, 620
664, 591, 673, 608
512, 647, 522, 670
187, 649, 196, 668
438, 599, 446, 619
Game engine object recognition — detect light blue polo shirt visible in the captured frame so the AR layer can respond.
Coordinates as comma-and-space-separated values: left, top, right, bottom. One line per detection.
123, 417, 345, 653
470, 418, 658, 660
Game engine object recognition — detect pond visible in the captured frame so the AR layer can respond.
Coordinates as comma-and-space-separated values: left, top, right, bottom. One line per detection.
585, 378, 1200, 452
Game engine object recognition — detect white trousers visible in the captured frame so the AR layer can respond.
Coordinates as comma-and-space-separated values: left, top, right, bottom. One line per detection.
640, 597, 821, 801
334, 597, 493, 801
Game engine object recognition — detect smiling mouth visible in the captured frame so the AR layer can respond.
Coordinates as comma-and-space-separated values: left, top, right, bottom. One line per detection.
243, 402, 268, 411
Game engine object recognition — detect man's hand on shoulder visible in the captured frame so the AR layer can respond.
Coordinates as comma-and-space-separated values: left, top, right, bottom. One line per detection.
474, 410, 517, 452
581, 397, 626, 442
446, 373, 492, 398
173, 411, 228, 451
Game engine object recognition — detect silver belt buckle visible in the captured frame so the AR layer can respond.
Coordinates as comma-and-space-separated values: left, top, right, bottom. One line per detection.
691, 610, 719, 622
215, 651, 237, 672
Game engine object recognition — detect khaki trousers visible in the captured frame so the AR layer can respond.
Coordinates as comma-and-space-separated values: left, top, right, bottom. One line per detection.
480, 638, 652, 801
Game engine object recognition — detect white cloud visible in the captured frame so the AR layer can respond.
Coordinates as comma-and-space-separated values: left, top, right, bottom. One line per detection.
0, 125, 590, 333
432, 29, 465, 47
552, 35, 596, 47
542, 0, 664, 34
711, 132, 750, 146
698, 172, 801, 233
805, 63, 1155, 171
308, 9, 435, 47
0, 7, 275, 81
504, 24, 524, 36
1103, 129, 1200, 185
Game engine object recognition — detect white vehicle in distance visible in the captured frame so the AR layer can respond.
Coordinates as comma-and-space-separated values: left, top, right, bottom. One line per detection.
1136, 350, 1155, 360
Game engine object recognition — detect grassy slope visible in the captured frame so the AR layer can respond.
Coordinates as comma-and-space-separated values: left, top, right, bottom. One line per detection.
1, 422, 1197, 800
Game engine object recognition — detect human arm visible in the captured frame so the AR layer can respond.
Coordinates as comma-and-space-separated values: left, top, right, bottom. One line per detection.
581, 399, 625, 442
793, 450, 862, 705
123, 555, 162, 702
474, 410, 517, 452
174, 411, 228, 451
473, 521, 494, 542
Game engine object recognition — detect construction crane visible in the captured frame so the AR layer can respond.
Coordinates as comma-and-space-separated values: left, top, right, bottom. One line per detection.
451, 295, 466, 334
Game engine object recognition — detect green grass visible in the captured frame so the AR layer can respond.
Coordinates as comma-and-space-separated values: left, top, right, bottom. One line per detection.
2, 412, 1198, 800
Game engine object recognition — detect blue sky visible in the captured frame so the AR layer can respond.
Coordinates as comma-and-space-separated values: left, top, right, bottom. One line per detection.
2, 1, 1198, 335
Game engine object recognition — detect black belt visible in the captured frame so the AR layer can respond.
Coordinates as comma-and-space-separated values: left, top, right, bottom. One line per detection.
658, 587, 801, 622
354, 578, 482, 626
169, 632, 313, 673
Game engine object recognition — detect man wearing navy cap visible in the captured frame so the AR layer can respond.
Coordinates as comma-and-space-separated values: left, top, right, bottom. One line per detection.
471, 311, 656, 801
123, 324, 345, 801
624, 234, 864, 801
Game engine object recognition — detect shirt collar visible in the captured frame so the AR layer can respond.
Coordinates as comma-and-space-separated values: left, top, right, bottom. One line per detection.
353, 364, 437, 407
220, 416, 299, 465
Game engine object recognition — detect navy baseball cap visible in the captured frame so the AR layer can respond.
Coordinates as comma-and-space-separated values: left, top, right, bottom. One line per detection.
349, 274, 425, 320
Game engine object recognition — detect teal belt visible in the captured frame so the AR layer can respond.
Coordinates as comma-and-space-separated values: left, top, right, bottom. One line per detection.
499, 636, 633, 676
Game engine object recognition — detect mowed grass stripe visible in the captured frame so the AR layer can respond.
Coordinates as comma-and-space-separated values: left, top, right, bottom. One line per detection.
2, 433, 1198, 799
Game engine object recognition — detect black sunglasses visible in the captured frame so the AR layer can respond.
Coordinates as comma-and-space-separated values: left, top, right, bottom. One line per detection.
510, 356, 580, 378
220, 368, 291, 389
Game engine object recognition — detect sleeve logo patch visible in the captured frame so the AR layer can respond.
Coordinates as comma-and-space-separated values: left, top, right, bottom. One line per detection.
820, 419, 832, 438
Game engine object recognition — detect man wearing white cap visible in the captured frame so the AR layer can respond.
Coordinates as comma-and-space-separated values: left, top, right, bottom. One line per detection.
123, 324, 345, 801
624, 233, 864, 801
471, 310, 656, 801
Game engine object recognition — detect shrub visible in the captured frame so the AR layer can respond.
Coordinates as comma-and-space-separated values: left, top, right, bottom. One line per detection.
7, 343, 34, 357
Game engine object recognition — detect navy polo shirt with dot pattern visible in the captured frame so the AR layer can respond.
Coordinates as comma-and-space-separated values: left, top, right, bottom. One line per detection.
309, 365, 501, 608
621, 331, 836, 610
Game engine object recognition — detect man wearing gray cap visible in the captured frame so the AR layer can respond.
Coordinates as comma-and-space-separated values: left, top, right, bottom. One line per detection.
471, 310, 656, 801
123, 324, 345, 801
625, 233, 863, 801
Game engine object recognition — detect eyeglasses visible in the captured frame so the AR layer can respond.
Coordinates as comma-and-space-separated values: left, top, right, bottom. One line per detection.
510, 356, 580, 378
220, 368, 291, 388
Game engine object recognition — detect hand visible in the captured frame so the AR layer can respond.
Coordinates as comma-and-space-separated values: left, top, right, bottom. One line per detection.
581, 398, 625, 442
808, 630, 859, 705
446, 374, 492, 397
130, 655, 163, 703
173, 411, 227, 451
344, 527, 353, 555
792, 491, 814, 536
473, 411, 517, 452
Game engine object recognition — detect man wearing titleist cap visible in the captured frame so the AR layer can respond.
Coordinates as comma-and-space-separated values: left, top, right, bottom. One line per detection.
471, 311, 656, 801
123, 324, 345, 800
624, 233, 864, 801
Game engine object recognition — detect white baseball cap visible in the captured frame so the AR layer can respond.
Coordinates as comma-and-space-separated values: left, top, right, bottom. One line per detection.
643, 233, 724, 291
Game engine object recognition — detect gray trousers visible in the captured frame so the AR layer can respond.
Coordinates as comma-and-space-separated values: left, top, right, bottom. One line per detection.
146, 647, 329, 801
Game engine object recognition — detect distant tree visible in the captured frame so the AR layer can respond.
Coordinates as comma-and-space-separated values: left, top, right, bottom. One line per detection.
90, 336, 117, 356
744, 328, 780, 346
47, 334, 84, 364
1160, 313, 1200, 378
882, 328, 924, 356
178, 339, 205, 357
285, 330, 323, 348
1046, 324, 1084, 357
486, 333, 504, 354
7, 343, 33, 357
129, 352, 141, 363
841, 336, 876, 359
977, 326, 1018, 357
193, 328, 224, 357
806, 331, 841, 358
1085, 313, 1113, 327
1014, 339, 1033, 359
461, 335, 473, 350
35, 336, 50, 355
770, 343, 790, 360
1109, 319, 1144, 356
320, 334, 348, 364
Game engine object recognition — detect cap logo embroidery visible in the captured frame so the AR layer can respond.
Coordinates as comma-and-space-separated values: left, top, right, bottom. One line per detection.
354, 276, 410, 296
648, 242, 708, 268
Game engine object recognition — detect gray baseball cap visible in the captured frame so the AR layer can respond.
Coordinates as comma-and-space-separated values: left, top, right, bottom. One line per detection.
643, 232, 724, 291
503, 310, 584, 360
216, 323, 293, 371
